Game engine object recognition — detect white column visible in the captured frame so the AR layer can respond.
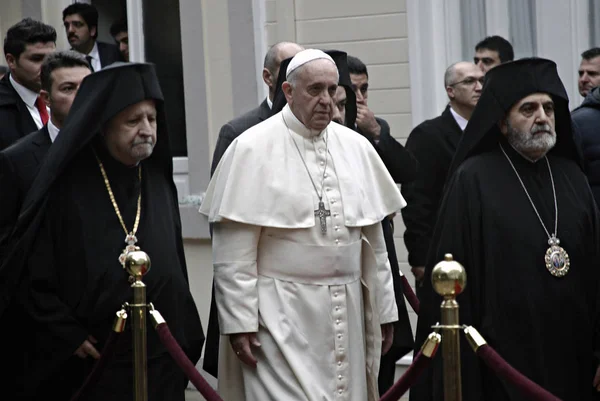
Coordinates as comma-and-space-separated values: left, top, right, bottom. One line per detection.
535, 0, 589, 108
253, 0, 268, 103
0, 0, 23, 61
485, 0, 509, 38
406, 0, 462, 125
40, 0, 72, 51
126, 0, 145, 62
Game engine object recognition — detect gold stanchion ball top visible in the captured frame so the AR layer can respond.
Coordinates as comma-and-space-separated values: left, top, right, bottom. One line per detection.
125, 250, 151, 278
431, 253, 466, 297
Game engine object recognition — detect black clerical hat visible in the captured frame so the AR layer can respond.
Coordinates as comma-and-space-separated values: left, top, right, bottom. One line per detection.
271, 49, 358, 129
449, 57, 581, 177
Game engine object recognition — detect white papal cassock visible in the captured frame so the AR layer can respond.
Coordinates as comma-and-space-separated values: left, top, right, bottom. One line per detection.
199, 104, 407, 401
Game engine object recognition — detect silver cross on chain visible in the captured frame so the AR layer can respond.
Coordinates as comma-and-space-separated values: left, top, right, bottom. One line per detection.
314, 201, 331, 234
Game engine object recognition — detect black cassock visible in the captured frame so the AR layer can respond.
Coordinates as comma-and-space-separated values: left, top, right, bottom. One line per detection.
411, 140, 600, 401
0, 63, 205, 401
21, 145, 204, 401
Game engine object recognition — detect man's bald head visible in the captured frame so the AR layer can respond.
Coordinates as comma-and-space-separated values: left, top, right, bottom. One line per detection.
263, 41, 304, 100
445, 61, 484, 118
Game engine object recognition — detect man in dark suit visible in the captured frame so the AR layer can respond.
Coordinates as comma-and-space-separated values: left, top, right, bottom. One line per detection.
0, 50, 91, 401
63, 3, 122, 72
210, 41, 304, 174
110, 18, 129, 62
347, 55, 417, 184
338, 54, 417, 395
0, 18, 56, 151
401, 61, 483, 290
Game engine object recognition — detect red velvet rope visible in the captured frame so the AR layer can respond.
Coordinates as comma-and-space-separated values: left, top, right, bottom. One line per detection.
400, 275, 420, 314
69, 330, 121, 401
476, 344, 562, 401
155, 323, 223, 401
379, 350, 431, 401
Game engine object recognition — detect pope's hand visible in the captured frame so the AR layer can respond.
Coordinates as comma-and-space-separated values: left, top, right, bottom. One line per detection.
74, 335, 100, 359
381, 323, 394, 355
230, 332, 261, 367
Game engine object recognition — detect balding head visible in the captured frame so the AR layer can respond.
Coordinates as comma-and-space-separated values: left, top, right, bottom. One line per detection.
263, 41, 304, 100
445, 61, 484, 119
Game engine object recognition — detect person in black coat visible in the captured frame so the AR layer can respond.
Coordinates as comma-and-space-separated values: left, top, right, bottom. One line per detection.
0, 51, 91, 401
571, 86, 600, 207
63, 3, 122, 71
0, 18, 57, 150
347, 55, 418, 184
401, 61, 483, 292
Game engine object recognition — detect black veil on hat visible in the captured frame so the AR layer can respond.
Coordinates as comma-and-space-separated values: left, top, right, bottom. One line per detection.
0, 62, 173, 312
271, 49, 358, 129
448, 57, 582, 177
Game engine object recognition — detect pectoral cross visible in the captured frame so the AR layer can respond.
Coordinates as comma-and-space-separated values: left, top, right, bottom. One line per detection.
314, 201, 331, 234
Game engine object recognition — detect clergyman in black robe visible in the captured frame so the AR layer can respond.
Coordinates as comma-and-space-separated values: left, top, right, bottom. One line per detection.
1, 62, 204, 400
410, 58, 600, 401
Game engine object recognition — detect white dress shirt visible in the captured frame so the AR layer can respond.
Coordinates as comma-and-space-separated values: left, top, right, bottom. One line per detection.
9, 74, 46, 130
266, 96, 272, 109
47, 119, 60, 143
84, 42, 101, 72
450, 107, 468, 131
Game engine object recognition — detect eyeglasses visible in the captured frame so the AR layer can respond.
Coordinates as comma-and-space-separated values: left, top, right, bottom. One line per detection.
449, 77, 485, 87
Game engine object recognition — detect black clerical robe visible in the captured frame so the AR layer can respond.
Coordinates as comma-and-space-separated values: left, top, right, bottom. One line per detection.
22, 148, 204, 401
411, 141, 600, 401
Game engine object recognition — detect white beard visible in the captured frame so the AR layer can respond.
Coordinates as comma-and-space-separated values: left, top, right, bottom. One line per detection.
505, 121, 557, 162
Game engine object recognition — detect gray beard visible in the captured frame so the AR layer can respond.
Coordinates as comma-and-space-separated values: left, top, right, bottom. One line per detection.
505, 121, 557, 162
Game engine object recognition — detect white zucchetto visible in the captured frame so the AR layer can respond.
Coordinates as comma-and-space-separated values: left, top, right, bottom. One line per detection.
286, 49, 336, 79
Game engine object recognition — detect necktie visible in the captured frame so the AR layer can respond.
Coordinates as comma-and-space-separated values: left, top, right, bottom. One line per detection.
35, 96, 49, 125
86, 55, 95, 72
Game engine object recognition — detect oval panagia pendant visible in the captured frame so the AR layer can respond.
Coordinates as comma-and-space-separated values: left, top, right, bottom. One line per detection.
545, 236, 570, 277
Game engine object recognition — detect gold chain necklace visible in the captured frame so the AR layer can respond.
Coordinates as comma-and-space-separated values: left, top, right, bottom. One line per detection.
94, 151, 142, 269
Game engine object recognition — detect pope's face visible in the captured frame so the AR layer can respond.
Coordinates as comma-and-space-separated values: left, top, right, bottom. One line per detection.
104, 100, 157, 166
502, 93, 557, 161
283, 59, 338, 131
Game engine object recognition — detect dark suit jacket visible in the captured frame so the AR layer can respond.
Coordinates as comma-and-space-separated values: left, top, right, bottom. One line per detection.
97, 41, 123, 68
210, 99, 272, 175
0, 126, 51, 259
0, 74, 38, 151
0, 126, 50, 399
401, 106, 462, 267
359, 117, 418, 185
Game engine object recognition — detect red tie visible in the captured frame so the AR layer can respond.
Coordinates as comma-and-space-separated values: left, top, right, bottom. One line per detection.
35, 96, 49, 125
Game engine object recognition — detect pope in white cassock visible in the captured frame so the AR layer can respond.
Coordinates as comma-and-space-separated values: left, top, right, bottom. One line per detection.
199, 49, 407, 401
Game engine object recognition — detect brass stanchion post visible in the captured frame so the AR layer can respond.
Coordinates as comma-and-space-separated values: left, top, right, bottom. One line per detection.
431, 253, 467, 401
125, 250, 151, 401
